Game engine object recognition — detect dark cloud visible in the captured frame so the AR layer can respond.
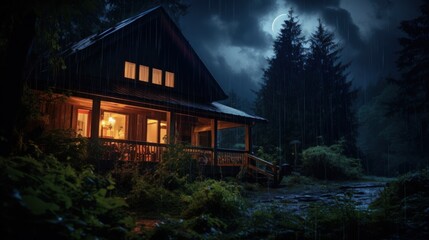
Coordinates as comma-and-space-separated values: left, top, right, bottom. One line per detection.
208, 0, 275, 48
211, 55, 259, 102
180, 0, 276, 104
285, 0, 364, 49
321, 7, 363, 48
183, 0, 276, 48
372, 0, 393, 19
333, 0, 422, 87
287, 0, 340, 12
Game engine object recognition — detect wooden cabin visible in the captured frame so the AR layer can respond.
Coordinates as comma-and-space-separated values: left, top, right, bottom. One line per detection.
31, 6, 284, 184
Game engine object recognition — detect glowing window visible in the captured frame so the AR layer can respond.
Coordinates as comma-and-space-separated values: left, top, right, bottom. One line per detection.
100, 112, 127, 139
152, 68, 162, 85
147, 119, 159, 143
146, 119, 167, 143
77, 109, 90, 137
165, 71, 174, 88
124, 61, 136, 79
139, 65, 149, 82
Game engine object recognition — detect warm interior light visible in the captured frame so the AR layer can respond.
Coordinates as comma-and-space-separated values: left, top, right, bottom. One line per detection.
100, 112, 127, 139
108, 116, 116, 125
101, 117, 116, 129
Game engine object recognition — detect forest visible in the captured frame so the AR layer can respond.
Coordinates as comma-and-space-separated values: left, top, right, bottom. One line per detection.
0, 0, 428, 239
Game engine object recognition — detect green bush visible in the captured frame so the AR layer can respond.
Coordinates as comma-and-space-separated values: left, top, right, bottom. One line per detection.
370, 169, 429, 238
125, 143, 193, 215
183, 179, 245, 220
302, 141, 362, 180
127, 173, 184, 215
146, 179, 246, 238
235, 206, 303, 239
153, 142, 196, 190
254, 146, 282, 164
37, 129, 89, 169
305, 194, 370, 240
109, 161, 141, 194
0, 155, 135, 239
282, 172, 314, 187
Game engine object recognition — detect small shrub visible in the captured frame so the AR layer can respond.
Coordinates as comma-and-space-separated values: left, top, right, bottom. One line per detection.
255, 146, 282, 164
110, 161, 141, 194
127, 173, 183, 215
147, 218, 202, 240
153, 142, 195, 190
183, 179, 245, 220
370, 169, 429, 238
282, 172, 314, 187
184, 214, 227, 235
302, 141, 362, 180
37, 129, 89, 168
236, 206, 303, 239
305, 194, 370, 240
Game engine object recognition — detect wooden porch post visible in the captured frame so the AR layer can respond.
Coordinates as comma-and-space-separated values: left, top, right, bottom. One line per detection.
90, 98, 100, 139
211, 119, 218, 166
245, 125, 252, 154
167, 111, 176, 144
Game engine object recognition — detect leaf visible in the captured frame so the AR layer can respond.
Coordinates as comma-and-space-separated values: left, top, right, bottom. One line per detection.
22, 195, 60, 215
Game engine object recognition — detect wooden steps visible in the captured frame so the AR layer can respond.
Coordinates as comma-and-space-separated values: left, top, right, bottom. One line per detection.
243, 154, 284, 187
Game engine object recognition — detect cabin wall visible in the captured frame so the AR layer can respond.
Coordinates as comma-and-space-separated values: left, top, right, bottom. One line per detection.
41, 101, 75, 131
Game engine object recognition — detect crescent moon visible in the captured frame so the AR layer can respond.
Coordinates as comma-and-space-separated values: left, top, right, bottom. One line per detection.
271, 14, 288, 34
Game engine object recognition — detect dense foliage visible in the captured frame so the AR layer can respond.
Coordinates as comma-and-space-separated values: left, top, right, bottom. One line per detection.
357, 2, 429, 176
302, 141, 362, 180
371, 169, 429, 238
358, 80, 426, 176
0, 155, 134, 239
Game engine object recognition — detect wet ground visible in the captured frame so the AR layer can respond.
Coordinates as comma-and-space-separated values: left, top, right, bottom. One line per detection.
245, 180, 389, 214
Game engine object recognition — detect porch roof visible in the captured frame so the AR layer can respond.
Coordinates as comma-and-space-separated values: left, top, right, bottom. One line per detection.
110, 85, 266, 124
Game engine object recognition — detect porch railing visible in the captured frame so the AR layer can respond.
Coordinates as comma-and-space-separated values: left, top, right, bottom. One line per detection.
217, 148, 246, 166
184, 146, 214, 165
97, 139, 283, 185
100, 139, 165, 162
98, 139, 246, 166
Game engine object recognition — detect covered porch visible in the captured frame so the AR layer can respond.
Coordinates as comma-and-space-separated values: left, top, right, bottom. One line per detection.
40, 93, 283, 184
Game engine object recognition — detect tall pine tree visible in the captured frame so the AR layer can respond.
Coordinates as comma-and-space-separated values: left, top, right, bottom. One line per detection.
254, 9, 305, 161
305, 20, 357, 154
390, 2, 429, 165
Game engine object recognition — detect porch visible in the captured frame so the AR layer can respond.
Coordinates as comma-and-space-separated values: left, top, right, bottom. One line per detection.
97, 138, 284, 185
39, 94, 284, 185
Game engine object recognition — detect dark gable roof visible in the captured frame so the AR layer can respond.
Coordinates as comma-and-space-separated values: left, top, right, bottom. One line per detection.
63, 6, 227, 102
64, 6, 161, 55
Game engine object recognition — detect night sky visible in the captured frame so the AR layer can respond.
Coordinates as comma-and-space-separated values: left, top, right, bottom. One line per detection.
179, 0, 423, 103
